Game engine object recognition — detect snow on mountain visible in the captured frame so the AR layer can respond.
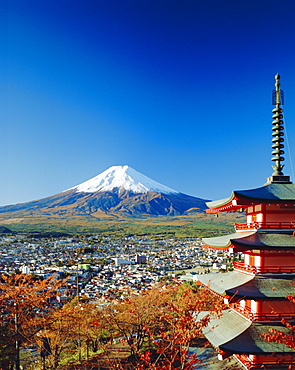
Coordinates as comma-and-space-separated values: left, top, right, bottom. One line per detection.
0, 165, 208, 217
69, 165, 179, 195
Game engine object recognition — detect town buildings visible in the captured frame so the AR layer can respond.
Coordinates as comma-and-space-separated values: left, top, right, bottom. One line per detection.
0, 233, 229, 300
199, 75, 295, 369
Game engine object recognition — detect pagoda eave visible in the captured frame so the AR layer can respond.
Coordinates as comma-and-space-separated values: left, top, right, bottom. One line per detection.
206, 184, 295, 214
197, 270, 295, 299
197, 271, 253, 296
206, 198, 261, 214
202, 231, 256, 251
206, 205, 241, 213
203, 309, 295, 355
204, 231, 295, 252
231, 231, 295, 250
202, 242, 251, 253
202, 243, 232, 251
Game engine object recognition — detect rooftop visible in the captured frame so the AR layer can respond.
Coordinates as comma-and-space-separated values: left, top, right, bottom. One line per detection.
206, 183, 295, 213
203, 231, 295, 251
197, 271, 295, 299
203, 309, 295, 354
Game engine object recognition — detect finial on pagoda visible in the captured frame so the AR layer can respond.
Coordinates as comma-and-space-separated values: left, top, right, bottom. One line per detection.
271, 74, 285, 175
265, 74, 291, 184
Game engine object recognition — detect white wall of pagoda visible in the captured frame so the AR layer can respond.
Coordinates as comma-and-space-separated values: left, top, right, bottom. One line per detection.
244, 254, 250, 265
256, 213, 263, 222
240, 299, 245, 310
246, 205, 264, 224
246, 213, 264, 224
244, 253, 263, 267
250, 299, 258, 313
254, 255, 261, 267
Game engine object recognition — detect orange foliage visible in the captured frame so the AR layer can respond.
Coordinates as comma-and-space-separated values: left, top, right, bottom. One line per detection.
0, 273, 67, 369
261, 293, 295, 350
102, 283, 224, 369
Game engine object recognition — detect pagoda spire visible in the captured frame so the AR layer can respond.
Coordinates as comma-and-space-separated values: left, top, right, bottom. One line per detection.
271, 74, 285, 175
266, 74, 291, 184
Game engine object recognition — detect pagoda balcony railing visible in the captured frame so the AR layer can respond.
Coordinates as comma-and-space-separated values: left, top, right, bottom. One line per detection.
235, 354, 295, 369
235, 221, 295, 231
233, 261, 295, 275
231, 304, 295, 322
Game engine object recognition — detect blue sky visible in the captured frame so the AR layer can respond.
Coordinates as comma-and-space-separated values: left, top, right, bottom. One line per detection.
2, 0, 295, 206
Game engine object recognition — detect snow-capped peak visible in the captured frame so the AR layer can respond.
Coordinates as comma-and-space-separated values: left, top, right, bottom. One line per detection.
69, 165, 178, 194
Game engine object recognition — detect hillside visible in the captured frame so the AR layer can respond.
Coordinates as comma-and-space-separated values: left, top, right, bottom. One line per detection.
0, 211, 245, 237
0, 165, 245, 236
0, 165, 209, 219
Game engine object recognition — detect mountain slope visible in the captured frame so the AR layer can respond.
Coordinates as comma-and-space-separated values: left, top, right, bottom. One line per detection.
0, 165, 209, 217
70, 165, 178, 194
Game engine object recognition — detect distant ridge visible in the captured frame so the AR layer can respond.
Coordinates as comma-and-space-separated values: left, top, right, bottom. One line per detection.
0, 165, 209, 217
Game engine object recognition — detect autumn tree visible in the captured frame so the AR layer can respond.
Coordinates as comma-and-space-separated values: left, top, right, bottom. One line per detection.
36, 301, 83, 370
0, 273, 67, 370
36, 282, 223, 370
0, 324, 15, 369
102, 282, 224, 370
79, 303, 111, 354
37, 300, 109, 369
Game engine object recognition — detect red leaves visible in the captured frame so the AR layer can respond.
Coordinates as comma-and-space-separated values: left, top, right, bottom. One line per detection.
261, 293, 295, 350
286, 294, 295, 304
140, 350, 152, 362
103, 283, 223, 369
262, 329, 295, 349
48, 282, 223, 370
0, 273, 68, 345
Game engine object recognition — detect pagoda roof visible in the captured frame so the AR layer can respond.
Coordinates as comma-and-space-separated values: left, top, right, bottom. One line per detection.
197, 271, 295, 299
197, 271, 253, 295
232, 231, 295, 249
202, 231, 255, 250
203, 231, 295, 251
206, 183, 295, 213
203, 309, 295, 354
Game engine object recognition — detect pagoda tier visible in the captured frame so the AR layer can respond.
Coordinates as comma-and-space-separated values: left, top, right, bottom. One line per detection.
198, 271, 295, 320
203, 231, 295, 274
203, 231, 295, 251
198, 271, 295, 300
202, 310, 295, 369
200, 75, 295, 369
206, 183, 295, 214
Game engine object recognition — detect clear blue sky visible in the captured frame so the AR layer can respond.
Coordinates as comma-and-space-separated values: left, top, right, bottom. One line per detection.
2, 0, 295, 206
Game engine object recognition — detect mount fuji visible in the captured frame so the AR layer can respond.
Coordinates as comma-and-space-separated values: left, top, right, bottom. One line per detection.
68, 165, 178, 195
0, 165, 208, 217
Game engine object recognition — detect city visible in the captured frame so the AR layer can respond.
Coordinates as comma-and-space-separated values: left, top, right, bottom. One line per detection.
0, 234, 235, 302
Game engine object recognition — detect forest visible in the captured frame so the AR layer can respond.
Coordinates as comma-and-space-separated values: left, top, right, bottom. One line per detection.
0, 273, 224, 370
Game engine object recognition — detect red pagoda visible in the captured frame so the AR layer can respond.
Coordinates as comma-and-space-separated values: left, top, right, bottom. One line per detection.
199, 75, 295, 369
